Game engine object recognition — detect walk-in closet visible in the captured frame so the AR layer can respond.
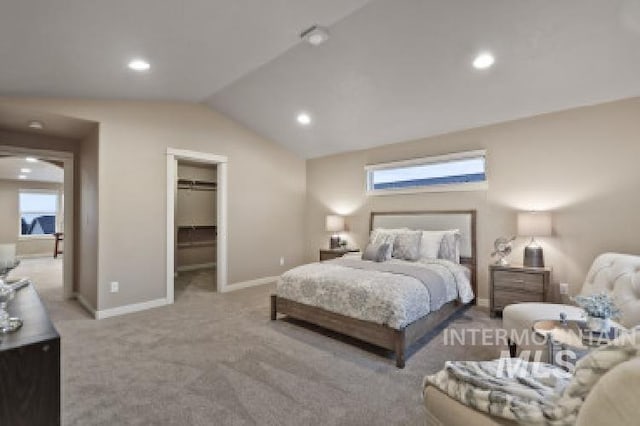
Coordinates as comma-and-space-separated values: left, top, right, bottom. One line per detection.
174, 160, 217, 295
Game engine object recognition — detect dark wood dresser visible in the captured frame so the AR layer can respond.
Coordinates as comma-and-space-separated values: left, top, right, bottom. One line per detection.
0, 284, 60, 425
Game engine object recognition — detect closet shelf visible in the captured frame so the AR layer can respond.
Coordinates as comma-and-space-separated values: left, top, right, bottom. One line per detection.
177, 178, 217, 191
177, 225, 217, 230
177, 240, 216, 249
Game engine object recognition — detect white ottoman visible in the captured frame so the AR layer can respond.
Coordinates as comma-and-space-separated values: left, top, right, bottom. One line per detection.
502, 303, 585, 360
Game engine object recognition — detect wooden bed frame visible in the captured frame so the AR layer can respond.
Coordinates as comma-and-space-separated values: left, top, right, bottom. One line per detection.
271, 210, 477, 368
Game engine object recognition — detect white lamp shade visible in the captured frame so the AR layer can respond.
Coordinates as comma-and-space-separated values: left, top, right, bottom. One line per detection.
325, 215, 345, 233
517, 212, 552, 237
0, 243, 16, 268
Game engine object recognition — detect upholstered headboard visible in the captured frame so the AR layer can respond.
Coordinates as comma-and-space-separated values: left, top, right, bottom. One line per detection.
369, 210, 477, 303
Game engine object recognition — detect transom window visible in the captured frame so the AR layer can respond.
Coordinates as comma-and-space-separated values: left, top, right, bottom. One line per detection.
19, 190, 59, 236
365, 150, 487, 194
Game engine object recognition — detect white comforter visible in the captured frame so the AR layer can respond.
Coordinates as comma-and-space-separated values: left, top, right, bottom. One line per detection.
276, 257, 474, 329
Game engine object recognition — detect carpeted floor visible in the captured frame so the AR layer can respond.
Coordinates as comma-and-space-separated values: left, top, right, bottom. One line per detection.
11, 258, 503, 426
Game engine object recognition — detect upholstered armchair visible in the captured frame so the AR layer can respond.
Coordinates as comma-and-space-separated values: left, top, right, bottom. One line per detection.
502, 252, 640, 359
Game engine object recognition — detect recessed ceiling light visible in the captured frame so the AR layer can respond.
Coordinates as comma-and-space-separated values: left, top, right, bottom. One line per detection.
18, 175, 27, 180
25, 157, 38, 163
473, 52, 495, 69
301, 25, 330, 46
28, 120, 44, 129
297, 112, 312, 125
21, 168, 32, 173
128, 59, 151, 72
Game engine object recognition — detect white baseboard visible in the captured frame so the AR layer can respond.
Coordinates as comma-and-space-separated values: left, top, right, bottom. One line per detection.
222, 276, 278, 293
95, 298, 168, 320
17, 253, 54, 259
177, 262, 216, 272
74, 292, 96, 317
477, 298, 489, 307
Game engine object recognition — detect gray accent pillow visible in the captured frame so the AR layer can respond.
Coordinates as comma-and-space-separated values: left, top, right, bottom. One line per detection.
392, 231, 422, 261
369, 228, 407, 247
439, 231, 461, 263
362, 242, 392, 262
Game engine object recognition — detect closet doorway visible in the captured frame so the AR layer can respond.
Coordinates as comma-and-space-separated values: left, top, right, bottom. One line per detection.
166, 149, 227, 303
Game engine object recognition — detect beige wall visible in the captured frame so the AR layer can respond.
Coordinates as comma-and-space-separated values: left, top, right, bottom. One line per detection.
0, 98, 307, 311
306, 97, 640, 301
76, 126, 99, 307
0, 179, 63, 257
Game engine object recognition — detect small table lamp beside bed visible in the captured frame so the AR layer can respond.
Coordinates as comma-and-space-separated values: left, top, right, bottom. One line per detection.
271, 210, 477, 368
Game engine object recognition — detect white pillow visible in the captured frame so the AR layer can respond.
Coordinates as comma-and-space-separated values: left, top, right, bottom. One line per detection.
419, 229, 461, 260
419, 231, 445, 259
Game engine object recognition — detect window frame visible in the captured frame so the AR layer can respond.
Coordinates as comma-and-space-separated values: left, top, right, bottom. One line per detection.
18, 189, 60, 240
365, 149, 488, 196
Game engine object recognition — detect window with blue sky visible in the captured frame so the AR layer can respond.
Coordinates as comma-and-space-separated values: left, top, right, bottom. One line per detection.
19, 191, 58, 236
366, 151, 486, 193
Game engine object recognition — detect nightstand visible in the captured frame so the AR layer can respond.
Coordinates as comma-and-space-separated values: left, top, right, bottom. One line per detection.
489, 264, 551, 317
319, 248, 359, 261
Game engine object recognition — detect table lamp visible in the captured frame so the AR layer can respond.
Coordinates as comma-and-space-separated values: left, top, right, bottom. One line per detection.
517, 211, 552, 267
325, 215, 345, 249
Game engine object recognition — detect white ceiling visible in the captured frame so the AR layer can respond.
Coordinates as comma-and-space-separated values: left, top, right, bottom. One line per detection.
2, 0, 640, 158
210, 0, 640, 158
0, 0, 370, 100
0, 157, 63, 183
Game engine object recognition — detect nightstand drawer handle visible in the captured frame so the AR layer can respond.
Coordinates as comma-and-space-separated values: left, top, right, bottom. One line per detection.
513, 279, 525, 283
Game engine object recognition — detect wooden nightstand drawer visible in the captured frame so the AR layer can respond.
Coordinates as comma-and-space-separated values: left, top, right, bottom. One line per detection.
493, 270, 543, 288
494, 289, 544, 310
489, 264, 551, 317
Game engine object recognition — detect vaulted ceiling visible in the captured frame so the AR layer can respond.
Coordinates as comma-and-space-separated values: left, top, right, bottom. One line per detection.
2, 0, 640, 158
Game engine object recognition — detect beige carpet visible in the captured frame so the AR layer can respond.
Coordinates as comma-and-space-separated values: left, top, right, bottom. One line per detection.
11, 258, 503, 426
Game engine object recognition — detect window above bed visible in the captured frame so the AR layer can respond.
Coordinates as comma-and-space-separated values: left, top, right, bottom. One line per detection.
365, 150, 487, 195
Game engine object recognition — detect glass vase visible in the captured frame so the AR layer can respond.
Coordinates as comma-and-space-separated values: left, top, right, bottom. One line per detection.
586, 316, 610, 333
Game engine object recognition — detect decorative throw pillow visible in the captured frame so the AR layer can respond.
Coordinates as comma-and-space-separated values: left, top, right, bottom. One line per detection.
362, 242, 392, 262
439, 231, 461, 263
369, 228, 407, 247
419, 231, 446, 259
392, 231, 422, 261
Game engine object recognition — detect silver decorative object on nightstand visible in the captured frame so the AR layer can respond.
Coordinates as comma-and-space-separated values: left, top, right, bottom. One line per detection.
491, 236, 515, 265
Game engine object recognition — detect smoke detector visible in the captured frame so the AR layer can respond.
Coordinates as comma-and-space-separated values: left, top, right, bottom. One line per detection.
301, 25, 330, 46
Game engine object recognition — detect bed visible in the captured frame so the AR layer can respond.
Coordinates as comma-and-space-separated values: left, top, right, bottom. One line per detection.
270, 210, 477, 368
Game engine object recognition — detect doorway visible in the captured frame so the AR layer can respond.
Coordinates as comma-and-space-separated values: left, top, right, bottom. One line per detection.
0, 145, 74, 300
166, 148, 227, 304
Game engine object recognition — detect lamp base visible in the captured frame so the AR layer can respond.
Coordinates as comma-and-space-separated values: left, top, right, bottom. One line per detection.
329, 236, 341, 249
523, 246, 544, 268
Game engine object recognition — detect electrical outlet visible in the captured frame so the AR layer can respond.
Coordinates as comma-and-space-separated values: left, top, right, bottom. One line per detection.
559, 282, 569, 295
110, 281, 119, 293
279, 256, 285, 266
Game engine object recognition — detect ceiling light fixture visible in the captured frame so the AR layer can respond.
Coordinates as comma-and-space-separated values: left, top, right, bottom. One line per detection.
473, 52, 495, 69
128, 59, 151, 72
25, 157, 38, 163
297, 112, 312, 125
21, 168, 32, 173
18, 175, 27, 180
28, 120, 44, 129
301, 25, 330, 46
